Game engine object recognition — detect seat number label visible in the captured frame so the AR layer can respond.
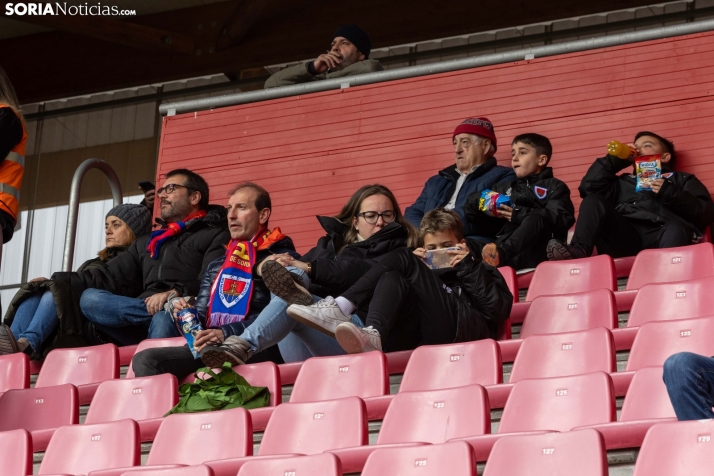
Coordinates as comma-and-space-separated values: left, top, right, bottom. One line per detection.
339, 366, 349, 372
450, 354, 462, 362
680, 330, 692, 337
542, 448, 555, 454
433, 402, 445, 408
556, 389, 568, 396
91, 434, 101, 441
200, 424, 212, 430
78, 356, 87, 363
567, 303, 578, 310
570, 269, 580, 275
314, 413, 324, 419
676, 291, 686, 298
415, 459, 427, 466
672, 257, 682, 264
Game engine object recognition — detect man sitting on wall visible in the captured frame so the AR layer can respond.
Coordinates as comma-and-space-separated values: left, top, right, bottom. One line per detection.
264, 24, 382, 89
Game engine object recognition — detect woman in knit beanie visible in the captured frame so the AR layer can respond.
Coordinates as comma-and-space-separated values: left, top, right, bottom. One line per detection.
0, 202, 152, 357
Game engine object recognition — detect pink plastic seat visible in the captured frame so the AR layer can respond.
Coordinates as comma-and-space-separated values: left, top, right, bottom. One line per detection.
633, 419, 714, 476
85, 374, 179, 441
0, 383, 78, 452
488, 327, 615, 408
365, 339, 502, 419
329, 384, 490, 473
123, 465, 214, 476
36, 343, 120, 404
612, 276, 714, 351
576, 366, 675, 449
451, 372, 615, 461
90, 407, 253, 476
510, 255, 617, 324
482, 429, 607, 476
361, 441, 476, 476
0, 353, 30, 395
126, 338, 186, 378
39, 419, 140, 475
237, 454, 341, 476
500, 289, 618, 361
0, 429, 33, 476
497, 266, 518, 303
205, 397, 366, 476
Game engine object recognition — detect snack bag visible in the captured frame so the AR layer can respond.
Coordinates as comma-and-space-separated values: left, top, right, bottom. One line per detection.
422, 247, 462, 270
479, 190, 513, 217
635, 155, 662, 192
176, 306, 204, 358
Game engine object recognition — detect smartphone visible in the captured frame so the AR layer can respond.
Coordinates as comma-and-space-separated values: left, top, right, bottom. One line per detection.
422, 247, 462, 269
138, 181, 155, 192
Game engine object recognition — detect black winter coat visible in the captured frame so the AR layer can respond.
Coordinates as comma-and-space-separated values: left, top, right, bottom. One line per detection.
300, 216, 410, 298
579, 155, 714, 237
464, 167, 575, 242
52, 205, 231, 299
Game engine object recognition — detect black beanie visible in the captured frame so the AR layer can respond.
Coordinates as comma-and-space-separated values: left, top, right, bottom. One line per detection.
333, 24, 372, 59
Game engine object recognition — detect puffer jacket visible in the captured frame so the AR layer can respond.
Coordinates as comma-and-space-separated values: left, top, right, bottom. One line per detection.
193, 234, 299, 338
264, 59, 383, 89
405, 158, 516, 237
579, 155, 714, 238
52, 205, 231, 299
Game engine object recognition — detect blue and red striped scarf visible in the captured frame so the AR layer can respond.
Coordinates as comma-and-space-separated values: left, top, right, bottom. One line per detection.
146, 210, 207, 259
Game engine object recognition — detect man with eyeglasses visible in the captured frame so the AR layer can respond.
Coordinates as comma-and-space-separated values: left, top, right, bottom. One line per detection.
405, 117, 515, 238
52, 168, 231, 345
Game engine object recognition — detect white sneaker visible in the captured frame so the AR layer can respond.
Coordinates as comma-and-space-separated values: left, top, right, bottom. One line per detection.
286, 296, 351, 337
335, 323, 382, 353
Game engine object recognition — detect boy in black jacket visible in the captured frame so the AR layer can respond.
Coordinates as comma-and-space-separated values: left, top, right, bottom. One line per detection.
547, 131, 714, 260
284, 209, 513, 353
464, 133, 575, 269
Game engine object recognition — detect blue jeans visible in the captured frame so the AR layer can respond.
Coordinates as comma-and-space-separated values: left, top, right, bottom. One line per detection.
10, 290, 59, 352
663, 352, 714, 420
80, 288, 158, 330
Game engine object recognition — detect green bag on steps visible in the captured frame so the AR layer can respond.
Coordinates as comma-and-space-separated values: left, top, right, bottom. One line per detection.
165, 362, 270, 416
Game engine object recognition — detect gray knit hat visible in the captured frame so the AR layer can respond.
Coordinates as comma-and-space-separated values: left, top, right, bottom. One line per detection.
106, 203, 152, 237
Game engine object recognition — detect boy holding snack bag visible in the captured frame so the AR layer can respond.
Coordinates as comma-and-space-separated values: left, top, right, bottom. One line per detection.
547, 131, 714, 261
464, 133, 575, 269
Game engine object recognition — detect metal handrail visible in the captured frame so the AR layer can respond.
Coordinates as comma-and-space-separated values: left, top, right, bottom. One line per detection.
160, 18, 714, 116
62, 159, 123, 272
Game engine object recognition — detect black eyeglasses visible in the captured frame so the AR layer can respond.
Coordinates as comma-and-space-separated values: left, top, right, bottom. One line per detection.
355, 211, 396, 225
157, 184, 193, 195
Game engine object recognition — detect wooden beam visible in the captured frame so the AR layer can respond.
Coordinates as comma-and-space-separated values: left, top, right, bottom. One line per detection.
15, 14, 196, 55
216, 0, 269, 51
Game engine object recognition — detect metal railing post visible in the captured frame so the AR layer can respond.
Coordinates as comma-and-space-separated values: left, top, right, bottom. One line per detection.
62, 159, 123, 272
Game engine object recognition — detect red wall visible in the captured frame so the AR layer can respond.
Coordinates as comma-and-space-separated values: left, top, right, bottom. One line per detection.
157, 30, 714, 253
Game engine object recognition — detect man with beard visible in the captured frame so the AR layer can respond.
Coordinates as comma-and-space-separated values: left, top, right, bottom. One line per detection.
52, 169, 230, 345
264, 24, 382, 89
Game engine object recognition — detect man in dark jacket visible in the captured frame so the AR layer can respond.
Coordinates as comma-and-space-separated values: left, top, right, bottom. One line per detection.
405, 117, 516, 238
52, 169, 230, 344
464, 133, 575, 269
547, 131, 714, 260
286, 209, 513, 353
132, 182, 299, 378
264, 24, 382, 89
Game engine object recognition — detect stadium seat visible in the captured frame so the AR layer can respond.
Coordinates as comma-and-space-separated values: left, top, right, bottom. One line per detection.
482, 429, 607, 476
0, 383, 78, 452
206, 397, 366, 476
500, 288, 618, 361
329, 384, 489, 473
237, 453, 341, 476
36, 343, 120, 405
39, 419, 140, 475
126, 337, 186, 378
611, 276, 714, 350
498, 266, 518, 303
123, 466, 214, 476
576, 366, 675, 449
633, 419, 714, 476
0, 429, 33, 476
85, 374, 179, 441
365, 339, 502, 419
510, 255, 617, 324
611, 315, 714, 395
361, 441, 476, 476
0, 353, 30, 395
616, 242, 714, 311
90, 407, 253, 476
488, 327, 615, 407
451, 371, 616, 461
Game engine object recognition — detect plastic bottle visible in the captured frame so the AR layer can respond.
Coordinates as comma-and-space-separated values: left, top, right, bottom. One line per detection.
607, 141, 637, 160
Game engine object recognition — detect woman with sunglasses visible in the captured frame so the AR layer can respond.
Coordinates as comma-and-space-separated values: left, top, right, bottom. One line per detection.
197, 184, 420, 367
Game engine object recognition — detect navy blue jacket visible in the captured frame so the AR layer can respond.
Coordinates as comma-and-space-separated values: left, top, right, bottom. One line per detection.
405, 157, 516, 237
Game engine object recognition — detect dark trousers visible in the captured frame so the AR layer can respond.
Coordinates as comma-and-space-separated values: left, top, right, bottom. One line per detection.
572, 194, 691, 257
497, 214, 554, 269
342, 248, 460, 352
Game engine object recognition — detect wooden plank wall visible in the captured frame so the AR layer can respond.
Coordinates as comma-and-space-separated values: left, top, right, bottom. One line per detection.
157, 30, 714, 253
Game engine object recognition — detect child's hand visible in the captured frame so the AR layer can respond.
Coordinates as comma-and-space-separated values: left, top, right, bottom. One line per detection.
448, 245, 470, 267
649, 178, 665, 194
498, 204, 514, 221
413, 247, 427, 258
172, 297, 189, 319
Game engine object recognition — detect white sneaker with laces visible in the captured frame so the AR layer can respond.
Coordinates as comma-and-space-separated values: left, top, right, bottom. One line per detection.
286, 296, 351, 337
335, 322, 382, 353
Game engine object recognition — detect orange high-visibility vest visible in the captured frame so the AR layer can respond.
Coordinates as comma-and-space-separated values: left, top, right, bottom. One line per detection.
0, 104, 26, 222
